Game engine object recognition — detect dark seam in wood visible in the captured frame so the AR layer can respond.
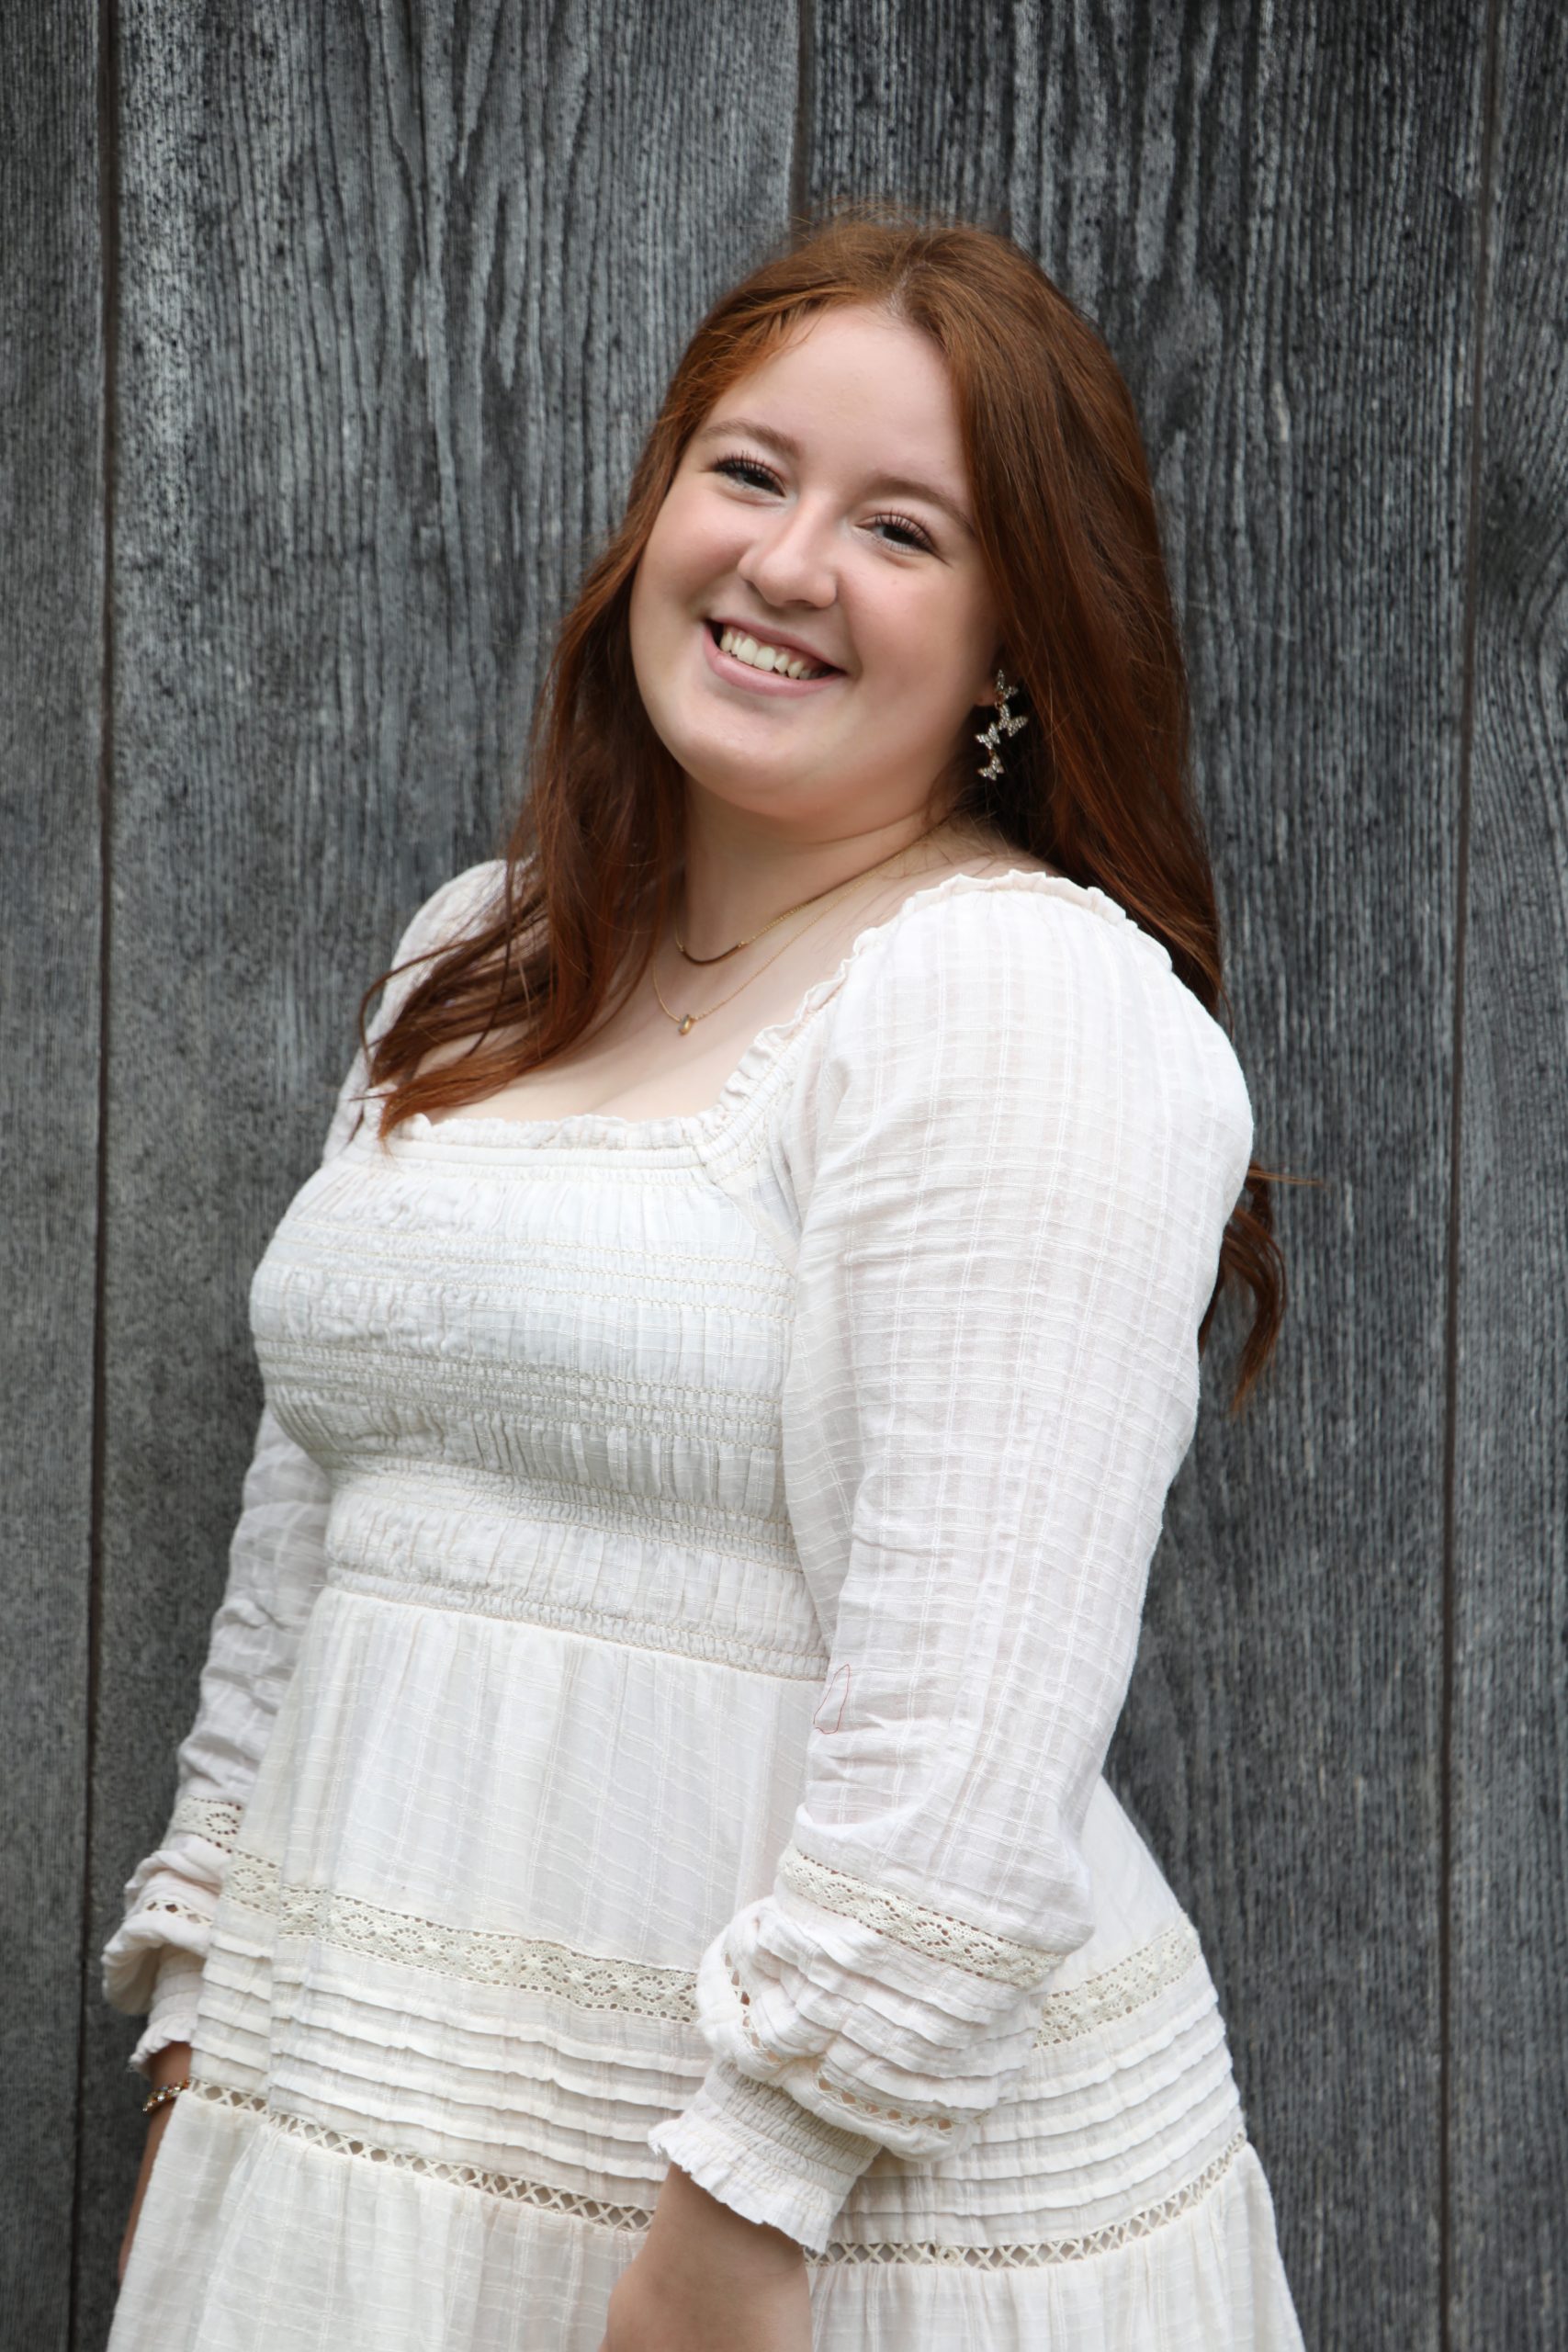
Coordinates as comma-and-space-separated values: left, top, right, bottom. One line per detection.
791, 0, 814, 230
1441, 3, 1504, 2345
74, 0, 120, 2336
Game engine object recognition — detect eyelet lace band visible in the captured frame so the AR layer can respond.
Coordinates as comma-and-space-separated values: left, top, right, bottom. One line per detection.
215, 1847, 1199, 2043
183, 2081, 1247, 2266
808, 2064, 959, 2136
167, 1794, 245, 1852
778, 1844, 1060, 1987
1032, 1918, 1201, 2043
224, 1849, 700, 2018
136, 1895, 213, 1930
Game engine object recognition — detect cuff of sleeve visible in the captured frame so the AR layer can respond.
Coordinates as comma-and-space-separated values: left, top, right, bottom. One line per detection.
102, 1870, 217, 2018
646, 2057, 879, 2256
128, 1949, 206, 2080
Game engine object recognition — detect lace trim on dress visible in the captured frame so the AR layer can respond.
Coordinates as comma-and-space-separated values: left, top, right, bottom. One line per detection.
1032, 1919, 1201, 2042
220, 1848, 1201, 2041
223, 1850, 700, 2018
184, 2080, 1245, 2265
134, 1895, 212, 1930
168, 1794, 244, 1852
777, 1844, 1056, 1988
804, 2053, 957, 2137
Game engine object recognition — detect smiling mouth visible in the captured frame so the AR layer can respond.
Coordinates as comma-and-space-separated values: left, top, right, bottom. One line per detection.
706, 619, 840, 681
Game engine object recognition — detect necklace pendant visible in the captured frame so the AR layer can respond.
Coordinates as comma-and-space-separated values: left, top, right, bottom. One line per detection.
677, 1012, 696, 1035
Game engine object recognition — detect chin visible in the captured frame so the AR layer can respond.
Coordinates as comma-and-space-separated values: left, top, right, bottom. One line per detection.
680, 746, 821, 818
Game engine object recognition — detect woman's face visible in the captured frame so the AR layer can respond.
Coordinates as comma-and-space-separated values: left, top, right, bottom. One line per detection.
628, 303, 1002, 838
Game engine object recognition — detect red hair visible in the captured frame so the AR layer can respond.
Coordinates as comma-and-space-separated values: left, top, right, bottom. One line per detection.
361, 206, 1287, 1410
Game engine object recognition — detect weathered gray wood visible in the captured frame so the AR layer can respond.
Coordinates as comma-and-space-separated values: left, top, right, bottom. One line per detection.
0, 4, 104, 2344
81, 3, 796, 2339
803, 8, 1488, 2345
0, 0, 1551, 2342
1451, 1, 1568, 2339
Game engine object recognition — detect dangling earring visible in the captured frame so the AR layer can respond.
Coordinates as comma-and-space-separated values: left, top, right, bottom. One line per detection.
975, 670, 1029, 780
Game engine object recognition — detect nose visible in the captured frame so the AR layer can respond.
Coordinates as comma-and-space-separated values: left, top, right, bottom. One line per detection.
734, 497, 837, 611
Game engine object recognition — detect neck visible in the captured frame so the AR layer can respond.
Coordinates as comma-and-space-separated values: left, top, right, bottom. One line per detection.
675, 792, 981, 958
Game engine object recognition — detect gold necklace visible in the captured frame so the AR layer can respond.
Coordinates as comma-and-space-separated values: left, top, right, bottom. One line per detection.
652, 823, 948, 1037
671, 820, 945, 966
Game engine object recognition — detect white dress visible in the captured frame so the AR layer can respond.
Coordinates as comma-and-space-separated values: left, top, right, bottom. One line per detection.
103, 858, 1304, 2350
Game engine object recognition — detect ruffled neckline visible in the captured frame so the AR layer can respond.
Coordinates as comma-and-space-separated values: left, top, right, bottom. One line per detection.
388, 865, 1170, 1156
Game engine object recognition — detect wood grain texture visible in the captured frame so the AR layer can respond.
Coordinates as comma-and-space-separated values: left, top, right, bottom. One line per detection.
80, 2, 796, 2337
801, 7, 1488, 2345
0, 2, 104, 2341
8, 0, 1556, 2341
1450, 0, 1568, 2340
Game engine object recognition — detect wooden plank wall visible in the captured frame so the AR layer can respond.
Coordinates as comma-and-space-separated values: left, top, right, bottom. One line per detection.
0, 2, 106, 2346
1452, 2, 1568, 2342
3, 5, 1562, 2346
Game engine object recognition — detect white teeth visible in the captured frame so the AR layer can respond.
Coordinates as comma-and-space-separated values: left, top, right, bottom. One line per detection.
716, 625, 828, 680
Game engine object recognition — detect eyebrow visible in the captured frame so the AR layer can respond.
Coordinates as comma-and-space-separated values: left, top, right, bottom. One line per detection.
694, 415, 975, 537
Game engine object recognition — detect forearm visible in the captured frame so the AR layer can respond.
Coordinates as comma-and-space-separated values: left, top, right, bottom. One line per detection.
600, 2162, 809, 2351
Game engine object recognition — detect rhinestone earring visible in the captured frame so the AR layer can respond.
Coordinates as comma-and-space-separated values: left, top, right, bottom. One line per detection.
975, 671, 1029, 780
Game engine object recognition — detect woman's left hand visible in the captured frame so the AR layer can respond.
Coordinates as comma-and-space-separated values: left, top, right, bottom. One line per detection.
597, 2161, 812, 2351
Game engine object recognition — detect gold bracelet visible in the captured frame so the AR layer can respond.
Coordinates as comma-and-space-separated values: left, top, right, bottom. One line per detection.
141, 2075, 191, 2116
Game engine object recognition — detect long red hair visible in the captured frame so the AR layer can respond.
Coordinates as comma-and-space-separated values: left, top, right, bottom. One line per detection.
359, 206, 1287, 1409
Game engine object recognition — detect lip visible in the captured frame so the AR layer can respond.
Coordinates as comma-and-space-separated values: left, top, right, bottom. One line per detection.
699, 618, 844, 697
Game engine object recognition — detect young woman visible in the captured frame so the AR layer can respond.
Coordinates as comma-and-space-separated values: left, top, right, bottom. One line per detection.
107, 210, 1304, 2349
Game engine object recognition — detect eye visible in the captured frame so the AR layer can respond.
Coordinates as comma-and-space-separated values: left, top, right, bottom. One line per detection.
868, 510, 936, 554
713, 453, 784, 493
711, 453, 937, 555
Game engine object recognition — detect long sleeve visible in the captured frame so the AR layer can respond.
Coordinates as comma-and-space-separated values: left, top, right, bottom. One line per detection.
101, 860, 501, 2077
101, 1404, 341, 2076
647, 881, 1256, 2251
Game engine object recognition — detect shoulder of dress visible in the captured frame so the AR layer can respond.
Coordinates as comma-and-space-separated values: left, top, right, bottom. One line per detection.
842, 868, 1215, 1042
818, 868, 1254, 1172
393, 858, 508, 961
852, 866, 1172, 980
362, 864, 509, 1051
